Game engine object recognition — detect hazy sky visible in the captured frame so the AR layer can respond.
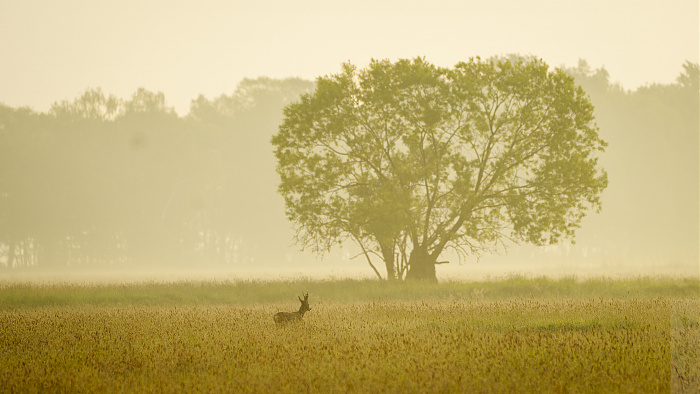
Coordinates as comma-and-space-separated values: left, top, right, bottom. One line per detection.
1, 0, 698, 115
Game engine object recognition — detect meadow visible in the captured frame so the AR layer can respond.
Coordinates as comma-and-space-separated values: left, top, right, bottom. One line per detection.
0, 276, 698, 392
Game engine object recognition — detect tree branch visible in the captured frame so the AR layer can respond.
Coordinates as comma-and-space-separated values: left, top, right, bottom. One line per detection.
350, 232, 383, 280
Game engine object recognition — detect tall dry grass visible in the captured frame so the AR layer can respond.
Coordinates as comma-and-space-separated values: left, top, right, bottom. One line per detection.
1, 276, 697, 392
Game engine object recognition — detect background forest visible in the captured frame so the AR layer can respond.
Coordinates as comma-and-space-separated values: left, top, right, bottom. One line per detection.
0, 60, 697, 275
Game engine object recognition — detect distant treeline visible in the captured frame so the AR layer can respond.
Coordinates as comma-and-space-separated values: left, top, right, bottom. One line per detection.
0, 60, 697, 269
0, 78, 314, 268
568, 60, 698, 266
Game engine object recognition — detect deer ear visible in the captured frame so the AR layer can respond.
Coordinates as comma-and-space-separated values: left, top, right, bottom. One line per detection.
298, 296, 303, 302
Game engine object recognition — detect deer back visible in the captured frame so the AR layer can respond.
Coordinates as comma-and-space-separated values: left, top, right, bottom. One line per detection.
273, 311, 303, 324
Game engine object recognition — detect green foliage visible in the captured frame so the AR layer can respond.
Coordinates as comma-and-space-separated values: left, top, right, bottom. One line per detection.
1, 58, 696, 274
273, 57, 608, 280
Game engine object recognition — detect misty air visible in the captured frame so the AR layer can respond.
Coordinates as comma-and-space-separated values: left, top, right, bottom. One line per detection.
1, 1, 698, 392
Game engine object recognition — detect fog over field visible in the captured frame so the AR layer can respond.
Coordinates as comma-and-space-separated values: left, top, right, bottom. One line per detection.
0, 0, 698, 283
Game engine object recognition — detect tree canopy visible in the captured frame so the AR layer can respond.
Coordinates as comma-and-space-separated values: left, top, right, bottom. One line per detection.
272, 57, 608, 281
1, 59, 695, 276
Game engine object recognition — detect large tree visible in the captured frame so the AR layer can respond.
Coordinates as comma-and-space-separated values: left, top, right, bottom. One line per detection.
272, 57, 608, 281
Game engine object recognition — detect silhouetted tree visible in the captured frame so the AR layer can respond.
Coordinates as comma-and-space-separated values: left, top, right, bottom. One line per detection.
50, 88, 121, 121
565, 60, 699, 266
2, 62, 695, 273
0, 105, 49, 267
188, 78, 314, 264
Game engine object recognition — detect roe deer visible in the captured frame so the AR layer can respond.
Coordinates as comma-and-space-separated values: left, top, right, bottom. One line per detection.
274, 292, 311, 324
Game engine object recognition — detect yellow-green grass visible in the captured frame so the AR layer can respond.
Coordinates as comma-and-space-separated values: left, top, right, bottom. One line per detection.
1, 275, 698, 308
1, 277, 698, 392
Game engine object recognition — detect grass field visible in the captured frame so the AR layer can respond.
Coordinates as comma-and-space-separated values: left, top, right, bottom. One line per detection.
1, 276, 698, 392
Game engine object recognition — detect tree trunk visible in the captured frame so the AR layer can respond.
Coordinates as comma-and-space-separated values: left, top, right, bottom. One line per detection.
380, 241, 397, 281
7, 236, 16, 268
405, 245, 437, 282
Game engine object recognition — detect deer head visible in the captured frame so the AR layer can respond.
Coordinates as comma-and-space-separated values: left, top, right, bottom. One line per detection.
298, 292, 311, 314
274, 292, 311, 324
